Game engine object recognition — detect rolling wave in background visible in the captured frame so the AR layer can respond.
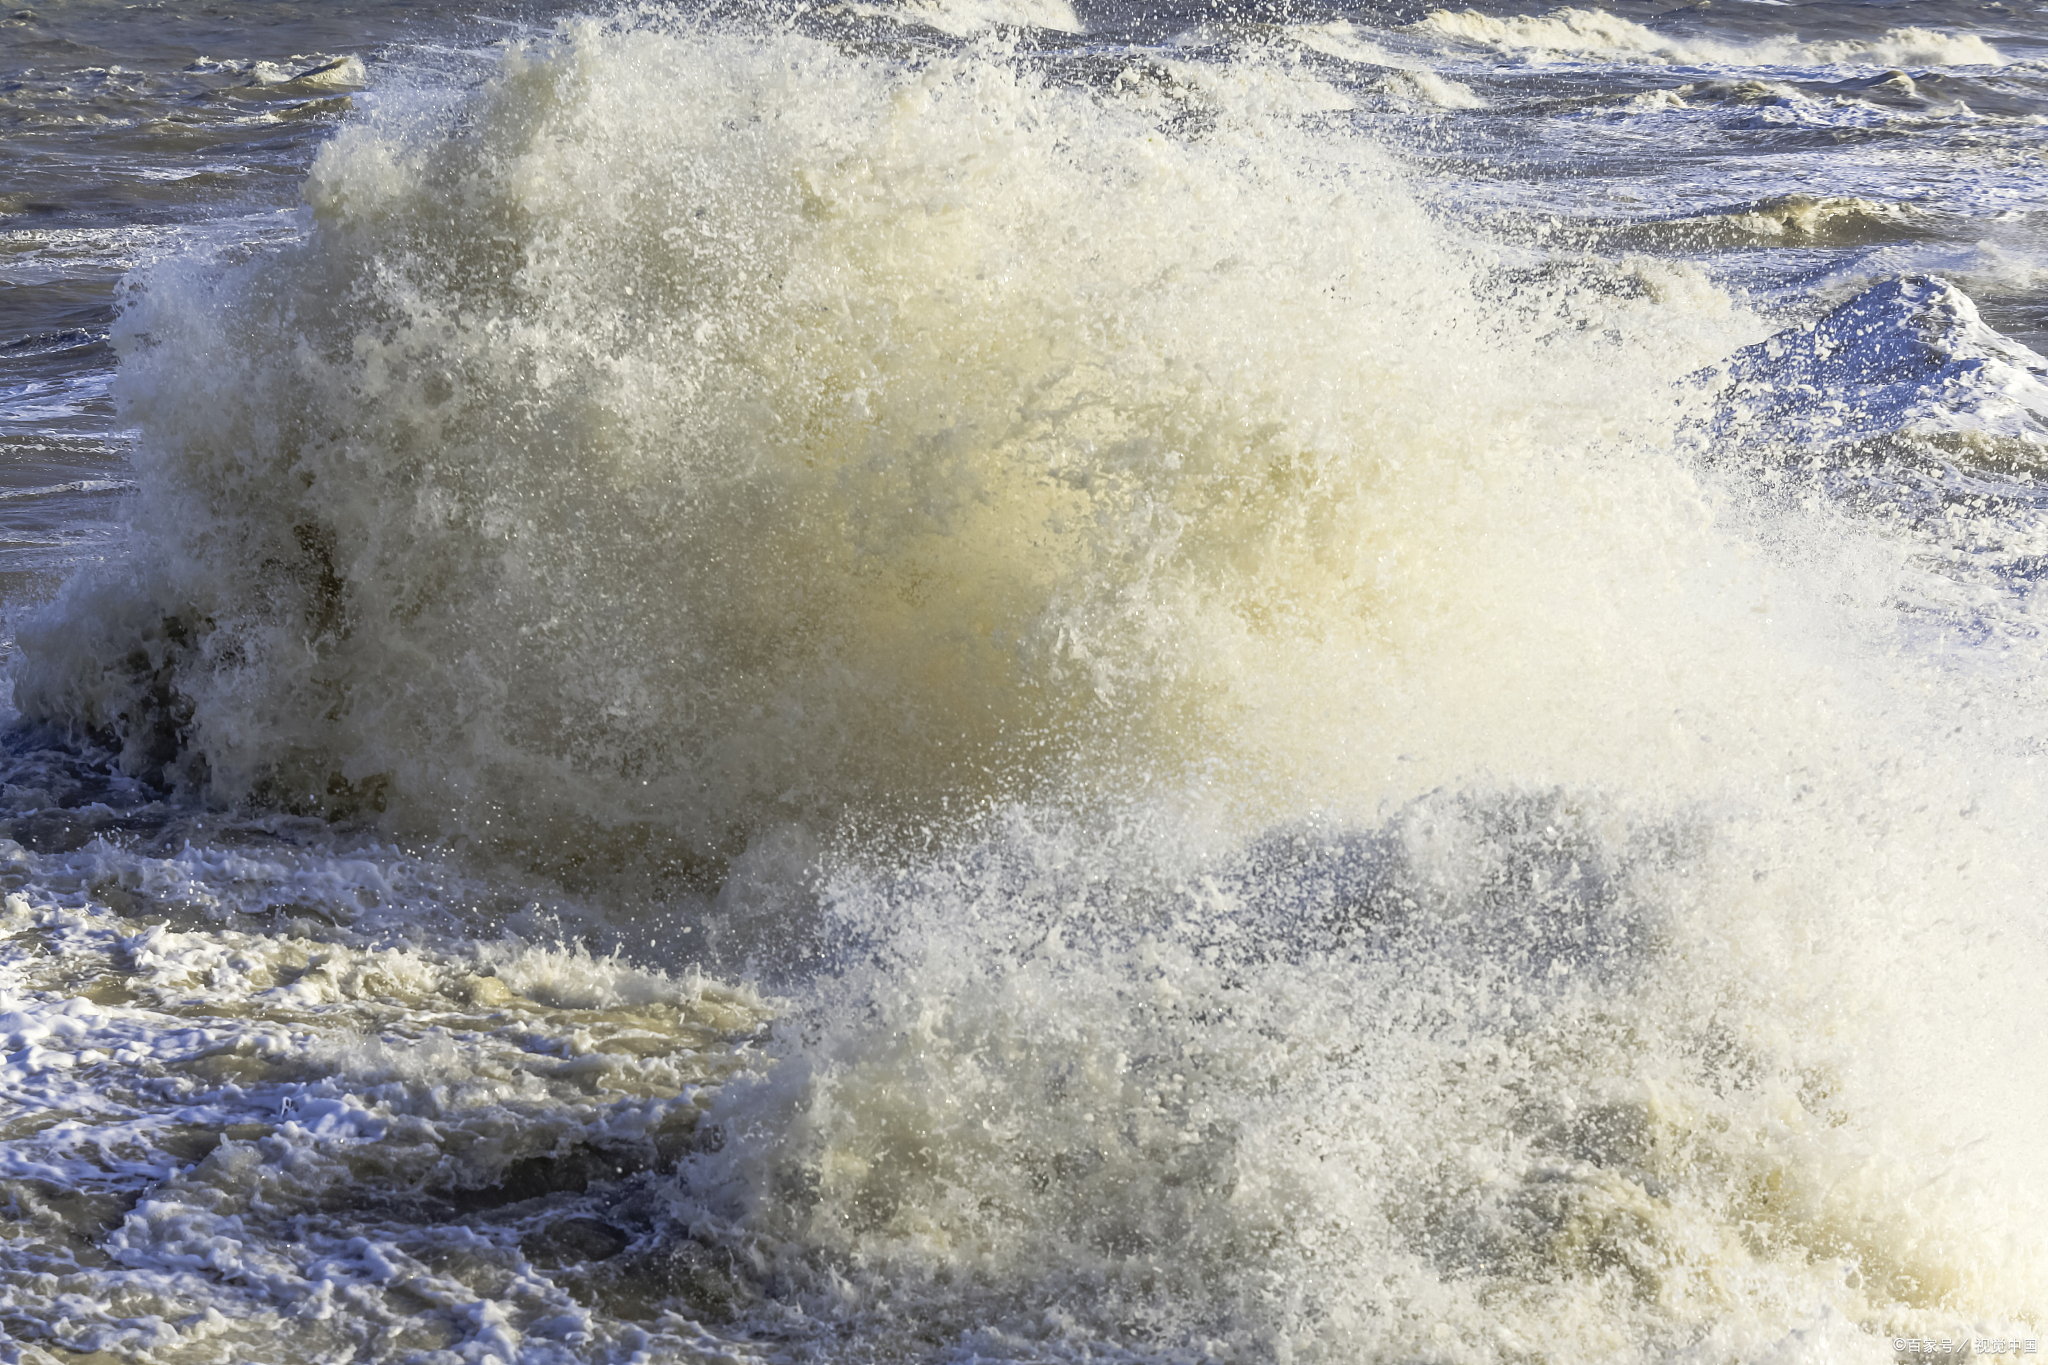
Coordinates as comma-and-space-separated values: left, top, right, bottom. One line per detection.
1414, 7, 2009, 69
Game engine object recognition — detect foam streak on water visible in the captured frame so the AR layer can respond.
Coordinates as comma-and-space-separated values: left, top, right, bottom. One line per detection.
0, 3, 2045, 1363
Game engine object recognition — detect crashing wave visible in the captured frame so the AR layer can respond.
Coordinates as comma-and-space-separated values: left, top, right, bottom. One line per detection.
7, 13, 2048, 1362
18, 14, 1668, 870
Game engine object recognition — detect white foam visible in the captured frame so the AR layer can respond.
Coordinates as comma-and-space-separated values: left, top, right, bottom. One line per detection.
1286, 20, 1399, 67
1415, 8, 2006, 70
1372, 67, 1487, 109
840, 0, 1083, 36
0, 857, 770, 1362
1284, 22, 1484, 107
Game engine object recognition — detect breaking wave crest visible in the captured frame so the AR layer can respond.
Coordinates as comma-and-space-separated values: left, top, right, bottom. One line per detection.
1608, 194, 1936, 250
1416, 7, 2006, 70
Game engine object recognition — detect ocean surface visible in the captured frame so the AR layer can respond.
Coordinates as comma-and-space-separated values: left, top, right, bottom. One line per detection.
2, 0, 2047, 1360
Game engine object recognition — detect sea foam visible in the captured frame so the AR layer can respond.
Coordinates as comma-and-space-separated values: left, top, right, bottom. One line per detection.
1416, 7, 2006, 71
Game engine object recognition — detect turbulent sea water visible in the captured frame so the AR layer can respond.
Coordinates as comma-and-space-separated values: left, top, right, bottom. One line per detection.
3, 0, 2048, 1360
